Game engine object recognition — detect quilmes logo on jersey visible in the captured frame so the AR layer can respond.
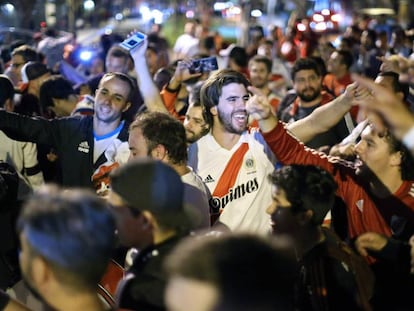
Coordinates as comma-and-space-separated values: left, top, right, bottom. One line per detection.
78, 141, 90, 153
210, 178, 259, 214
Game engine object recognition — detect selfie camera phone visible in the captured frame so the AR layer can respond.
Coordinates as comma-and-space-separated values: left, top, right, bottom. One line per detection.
189, 56, 219, 74
119, 32, 147, 51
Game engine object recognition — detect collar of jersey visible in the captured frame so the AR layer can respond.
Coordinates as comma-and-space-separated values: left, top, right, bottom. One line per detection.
94, 120, 125, 141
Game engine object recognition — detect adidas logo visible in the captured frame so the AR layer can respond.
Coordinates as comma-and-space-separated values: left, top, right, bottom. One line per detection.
204, 174, 215, 183
77, 141, 90, 153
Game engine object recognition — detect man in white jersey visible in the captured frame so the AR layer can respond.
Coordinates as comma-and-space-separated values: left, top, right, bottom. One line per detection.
188, 69, 276, 233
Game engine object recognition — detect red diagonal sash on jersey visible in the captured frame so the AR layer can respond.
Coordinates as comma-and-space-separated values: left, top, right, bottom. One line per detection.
210, 143, 249, 225
212, 143, 249, 197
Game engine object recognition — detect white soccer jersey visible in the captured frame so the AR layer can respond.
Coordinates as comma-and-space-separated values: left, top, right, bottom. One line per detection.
188, 129, 276, 234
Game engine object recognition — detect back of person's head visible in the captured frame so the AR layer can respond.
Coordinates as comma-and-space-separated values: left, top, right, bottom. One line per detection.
0, 74, 14, 108
17, 186, 116, 291
248, 54, 273, 73
338, 37, 354, 51
39, 75, 76, 114
270, 165, 337, 225
229, 46, 248, 68
200, 35, 216, 52
110, 158, 189, 232
291, 57, 321, 80
201, 69, 250, 126
11, 45, 39, 62
362, 29, 377, 47
130, 112, 188, 165
165, 234, 297, 311
45, 27, 58, 38
336, 49, 354, 70
153, 66, 174, 90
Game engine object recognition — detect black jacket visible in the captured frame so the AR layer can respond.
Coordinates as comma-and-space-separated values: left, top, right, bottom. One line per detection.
0, 111, 129, 188
115, 235, 184, 311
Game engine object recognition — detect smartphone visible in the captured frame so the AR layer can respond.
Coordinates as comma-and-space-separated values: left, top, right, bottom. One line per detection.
189, 56, 219, 74
119, 32, 147, 51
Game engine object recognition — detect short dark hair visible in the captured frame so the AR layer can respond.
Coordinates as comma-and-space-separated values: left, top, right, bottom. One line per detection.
11, 45, 39, 62
99, 72, 136, 103
130, 112, 188, 165
377, 71, 408, 101
248, 55, 273, 73
291, 57, 321, 81
39, 75, 76, 111
0, 75, 14, 107
201, 69, 250, 126
229, 46, 248, 68
165, 234, 296, 311
336, 49, 354, 69
17, 186, 115, 290
378, 126, 414, 180
269, 165, 338, 225
106, 45, 130, 61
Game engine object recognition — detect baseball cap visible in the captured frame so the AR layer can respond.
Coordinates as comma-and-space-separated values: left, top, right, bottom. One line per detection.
21, 61, 49, 83
110, 159, 190, 228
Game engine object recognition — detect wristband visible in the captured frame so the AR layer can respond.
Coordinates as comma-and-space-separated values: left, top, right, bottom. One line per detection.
402, 126, 414, 150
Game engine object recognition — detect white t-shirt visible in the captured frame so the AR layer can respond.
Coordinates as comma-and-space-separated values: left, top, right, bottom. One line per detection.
188, 129, 276, 234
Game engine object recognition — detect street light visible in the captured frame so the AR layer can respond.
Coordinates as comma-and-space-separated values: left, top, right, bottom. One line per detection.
84, 0, 95, 11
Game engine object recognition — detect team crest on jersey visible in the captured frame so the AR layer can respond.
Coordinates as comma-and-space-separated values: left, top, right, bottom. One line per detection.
244, 158, 255, 170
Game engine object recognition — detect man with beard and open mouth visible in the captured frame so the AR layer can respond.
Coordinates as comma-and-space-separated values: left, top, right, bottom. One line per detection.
187, 69, 277, 234
277, 57, 352, 150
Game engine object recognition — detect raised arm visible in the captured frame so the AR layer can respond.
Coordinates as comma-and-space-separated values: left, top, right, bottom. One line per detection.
246, 86, 278, 133
129, 38, 167, 113
286, 83, 366, 142
353, 74, 414, 154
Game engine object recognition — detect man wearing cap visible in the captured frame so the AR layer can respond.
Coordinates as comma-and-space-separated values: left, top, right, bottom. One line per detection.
15, 61, 51, 118
6, 45, 39, 86
20, 61, 51, 98
0, 72, 135, 189
109, 158, 191, 310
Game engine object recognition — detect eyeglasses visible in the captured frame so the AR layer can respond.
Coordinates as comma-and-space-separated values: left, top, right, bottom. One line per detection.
11, 63, 24, 68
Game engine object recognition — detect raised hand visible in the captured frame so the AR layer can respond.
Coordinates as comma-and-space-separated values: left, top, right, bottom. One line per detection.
355, 232, 388, 257
246, 86, 278, 133
352, 74, 414, 141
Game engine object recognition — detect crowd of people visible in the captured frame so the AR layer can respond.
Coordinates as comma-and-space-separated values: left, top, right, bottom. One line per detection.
1, 10, 414, 311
